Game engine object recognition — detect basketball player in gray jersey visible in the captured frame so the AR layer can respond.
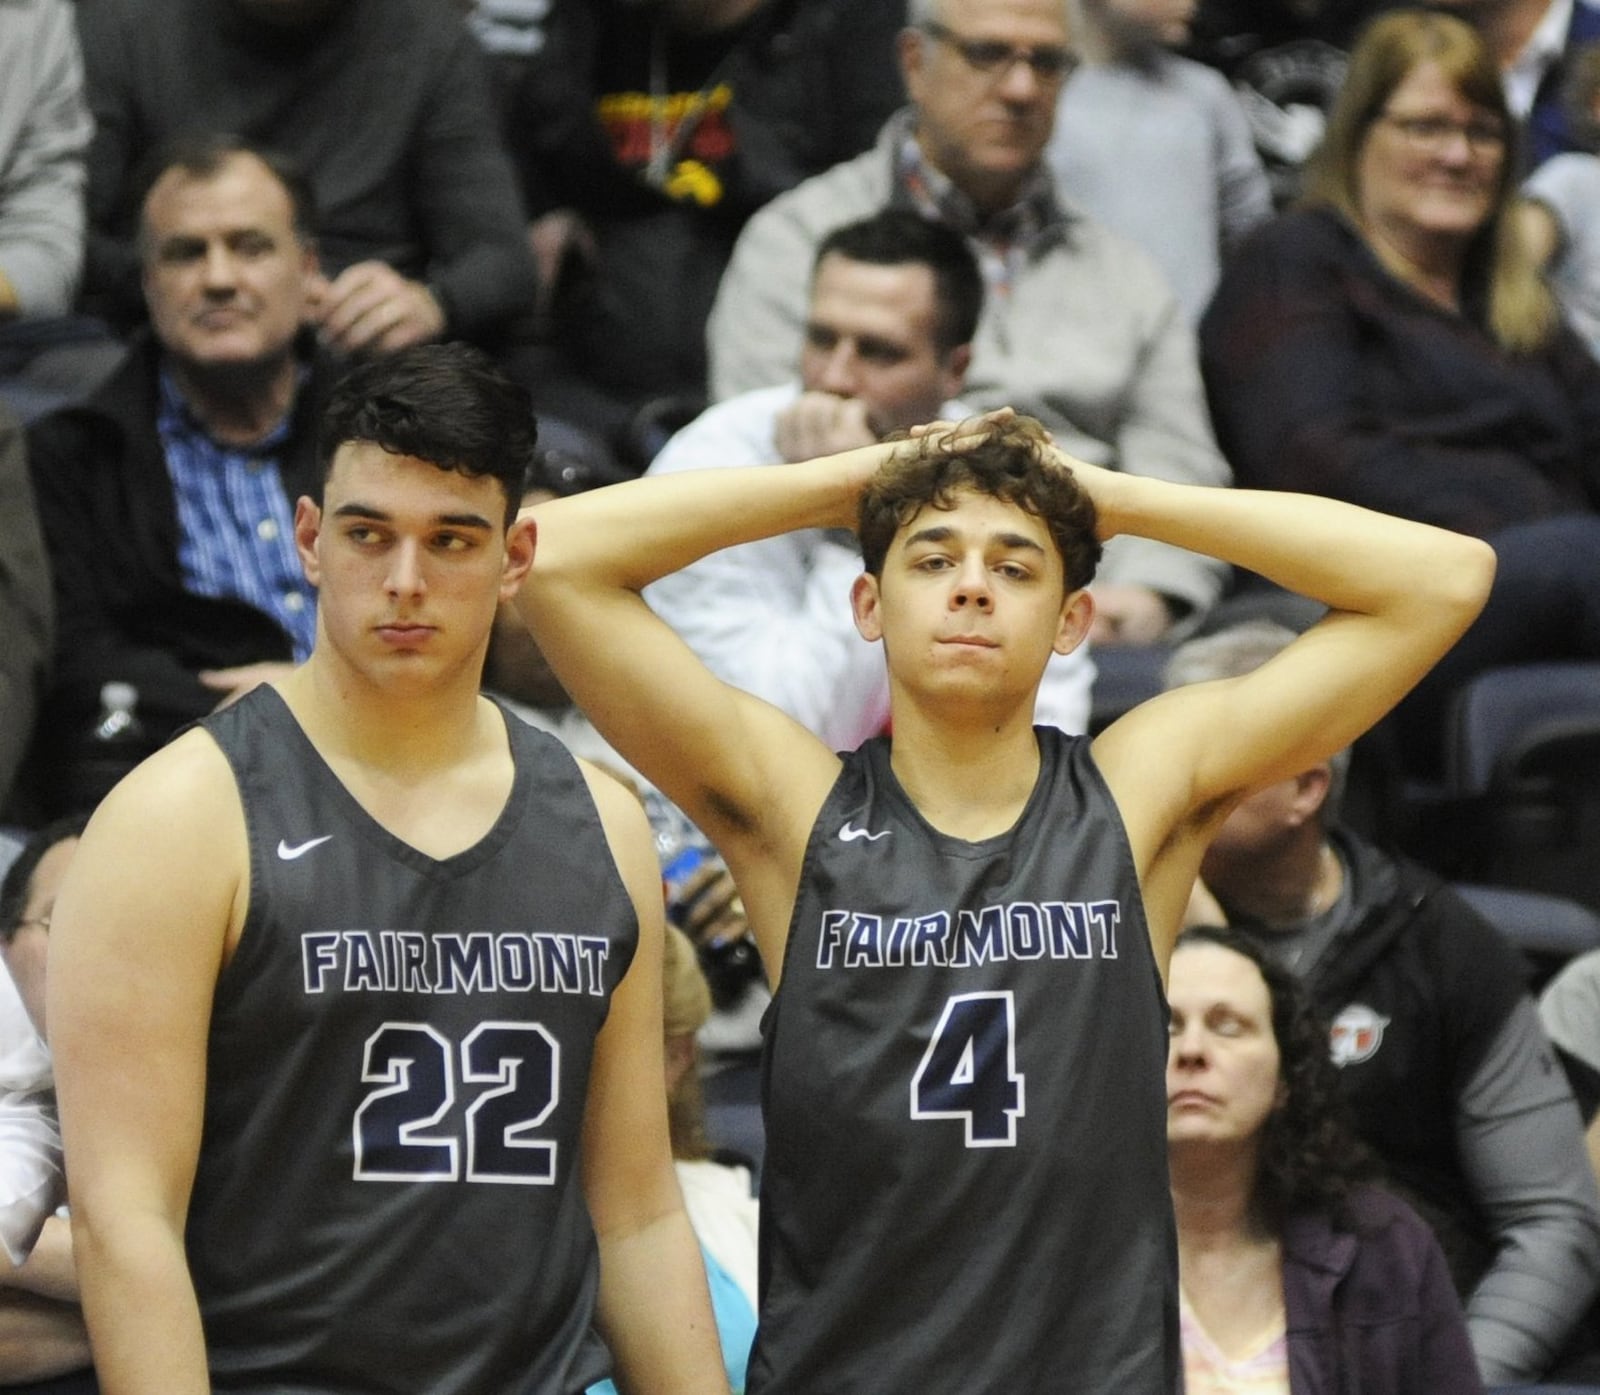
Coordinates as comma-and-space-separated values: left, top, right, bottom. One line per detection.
46, 346, 727, 1394
516, 410, 1494, 1391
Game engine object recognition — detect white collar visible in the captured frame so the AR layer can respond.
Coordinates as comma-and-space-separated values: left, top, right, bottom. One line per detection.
1505, 0, 1574, 117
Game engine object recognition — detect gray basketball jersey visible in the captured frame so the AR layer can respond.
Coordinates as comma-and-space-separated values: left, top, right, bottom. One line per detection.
751, 727, 1178, 1394
191, 688, 633, 1394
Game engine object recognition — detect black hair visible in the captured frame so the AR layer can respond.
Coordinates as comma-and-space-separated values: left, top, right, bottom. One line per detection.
0, 814, 91, 943
814, 210, 984, 353
317, 343, 537, 527
1174, 925, 1375, 1229
134, 132, 317, 250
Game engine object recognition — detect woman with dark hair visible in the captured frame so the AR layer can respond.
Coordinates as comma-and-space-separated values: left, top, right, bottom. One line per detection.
1198, 9, 1600, 776
1167, 926, 1484, 1394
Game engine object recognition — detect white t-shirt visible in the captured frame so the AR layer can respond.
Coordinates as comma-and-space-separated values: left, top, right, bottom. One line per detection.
1524, 152, 1600, 359
0, 954, 61, 1264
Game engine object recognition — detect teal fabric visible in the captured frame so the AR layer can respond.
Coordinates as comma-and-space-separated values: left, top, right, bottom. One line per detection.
588, 1239, 755, 1394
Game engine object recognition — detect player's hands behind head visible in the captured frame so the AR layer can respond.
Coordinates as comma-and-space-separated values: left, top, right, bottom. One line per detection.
903, 405, 1016, 442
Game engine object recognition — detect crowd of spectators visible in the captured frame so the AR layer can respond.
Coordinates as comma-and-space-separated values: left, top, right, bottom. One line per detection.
3, 0, 1600, 1388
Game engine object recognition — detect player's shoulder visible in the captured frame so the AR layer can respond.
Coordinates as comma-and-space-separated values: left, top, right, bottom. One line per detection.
63, 726, 249, 946
1093, 683, 1214, 773
85, 724, 244, 857
571, 756, 652, 839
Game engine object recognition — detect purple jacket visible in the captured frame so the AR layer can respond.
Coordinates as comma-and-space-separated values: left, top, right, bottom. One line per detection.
1284, 1186, 1485, 1395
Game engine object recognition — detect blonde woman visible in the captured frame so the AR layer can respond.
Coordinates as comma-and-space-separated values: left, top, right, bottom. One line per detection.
1199, 9, 1600, 776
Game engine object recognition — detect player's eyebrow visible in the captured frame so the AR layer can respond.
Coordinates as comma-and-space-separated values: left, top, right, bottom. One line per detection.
904, 523, 1046, 556
992, 531, 1047, 555
332, 503, 495, 530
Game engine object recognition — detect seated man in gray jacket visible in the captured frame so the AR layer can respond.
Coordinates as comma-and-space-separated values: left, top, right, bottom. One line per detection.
649, 210, 1092, 749
706, 0, 1231, 649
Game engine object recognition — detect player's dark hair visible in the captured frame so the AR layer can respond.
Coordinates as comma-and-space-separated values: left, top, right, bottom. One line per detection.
814, 211, 983, 353
1174, 926, 1375, 1230
135, 132, 317, 251
0, 814, 91, 943
857, 415, 1100, 590
318, 343, 537, 527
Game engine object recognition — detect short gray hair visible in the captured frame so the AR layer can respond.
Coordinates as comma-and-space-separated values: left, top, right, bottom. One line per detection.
1163, 621, 1351, 820
905, 0, 1070, 30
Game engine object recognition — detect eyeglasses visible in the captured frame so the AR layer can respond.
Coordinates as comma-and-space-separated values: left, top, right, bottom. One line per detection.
921, 22, 1078, 82
1378, 111, 1507, 154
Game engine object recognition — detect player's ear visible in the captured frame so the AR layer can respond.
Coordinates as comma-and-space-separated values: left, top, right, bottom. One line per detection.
499, 515, 537, 601
294, 495, 323, 586
851, 572, 884, 643
1052, 587, 1094, 656
1288, 764, 1333, 826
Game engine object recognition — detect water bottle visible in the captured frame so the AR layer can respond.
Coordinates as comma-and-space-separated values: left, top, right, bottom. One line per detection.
643, 787, 762, 1007
67, 682, 148, 811
643, 788, 713, 924
93, 682, 143, 744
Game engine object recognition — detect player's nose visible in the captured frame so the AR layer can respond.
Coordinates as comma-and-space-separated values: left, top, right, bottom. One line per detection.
951, 556, 993, 608
386, 537, 427, 597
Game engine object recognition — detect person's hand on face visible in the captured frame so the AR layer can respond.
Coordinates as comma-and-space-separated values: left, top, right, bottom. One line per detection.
774, 392, 879, 463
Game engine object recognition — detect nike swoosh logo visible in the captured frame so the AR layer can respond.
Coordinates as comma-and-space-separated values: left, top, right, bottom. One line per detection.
838, 822, 890, 843
277, 835, 333, 861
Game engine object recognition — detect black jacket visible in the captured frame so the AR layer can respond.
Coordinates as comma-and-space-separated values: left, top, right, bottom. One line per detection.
1237, 830, 1537, 1286
26, 333, 337, 797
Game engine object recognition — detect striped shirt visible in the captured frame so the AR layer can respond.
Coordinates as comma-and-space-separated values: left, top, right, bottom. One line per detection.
157, 368, 317, 661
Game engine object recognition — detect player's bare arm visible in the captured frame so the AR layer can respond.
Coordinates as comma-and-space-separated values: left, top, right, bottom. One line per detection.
519, 441, 904, 971
577, 769, 728, 1395
1076, 456, 1495, 957
48, 731, 250, 1395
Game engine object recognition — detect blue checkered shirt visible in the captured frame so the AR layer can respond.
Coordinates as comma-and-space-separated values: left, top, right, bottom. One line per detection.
157, 368, 318, 662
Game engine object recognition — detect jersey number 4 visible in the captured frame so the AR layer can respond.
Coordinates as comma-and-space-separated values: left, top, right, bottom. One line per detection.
353, 1022, 559, 1184
910, 991, 1025, 1147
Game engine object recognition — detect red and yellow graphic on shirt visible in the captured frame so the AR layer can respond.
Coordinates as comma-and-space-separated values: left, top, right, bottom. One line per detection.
597, 84, 734, 206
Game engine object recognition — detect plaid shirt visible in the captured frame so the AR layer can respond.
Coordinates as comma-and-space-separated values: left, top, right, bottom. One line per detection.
894, 123, 1065, 301
157, 368, 317, 662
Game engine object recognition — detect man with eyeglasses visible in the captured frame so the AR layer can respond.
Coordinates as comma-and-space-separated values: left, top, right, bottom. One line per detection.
707, 0, 1233, 655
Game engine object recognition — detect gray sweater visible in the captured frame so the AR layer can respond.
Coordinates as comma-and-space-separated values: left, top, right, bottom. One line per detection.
0, 0, 90, 315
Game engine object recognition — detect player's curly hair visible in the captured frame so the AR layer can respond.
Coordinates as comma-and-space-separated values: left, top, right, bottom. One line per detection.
1175, 926, 1375, 1230
856, 415, 1100, 590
